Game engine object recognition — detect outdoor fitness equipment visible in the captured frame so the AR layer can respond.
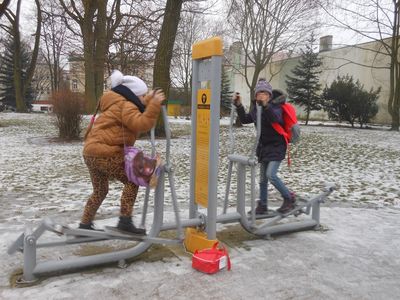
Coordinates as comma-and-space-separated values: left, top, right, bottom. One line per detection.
8, 105, 184, 284
8, 37, 335, 284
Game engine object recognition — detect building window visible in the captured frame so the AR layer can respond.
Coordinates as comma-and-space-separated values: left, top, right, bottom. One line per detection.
72, 79, 78, 91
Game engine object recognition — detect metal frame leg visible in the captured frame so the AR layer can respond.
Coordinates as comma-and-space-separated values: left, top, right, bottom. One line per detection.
22, 228, 37, 283
312, 200, 321, 228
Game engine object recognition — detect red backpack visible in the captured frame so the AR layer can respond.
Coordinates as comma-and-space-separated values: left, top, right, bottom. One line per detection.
271, 103, 300, 166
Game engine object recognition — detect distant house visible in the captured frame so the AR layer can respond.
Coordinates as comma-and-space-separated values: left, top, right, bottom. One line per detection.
227, 36, 393, 124
31, 100, 53, 113
68, 53, 154, 94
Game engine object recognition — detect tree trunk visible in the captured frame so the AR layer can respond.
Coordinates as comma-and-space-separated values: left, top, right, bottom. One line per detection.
13, 20, 25, 112
82, 27, 96, 112
11, 0, 41, 112
393, 77, 400, 130
81, 2, 98, 113
389, 3, 400, 131
306, 109, 310, 125
12, 0, 25, 112
93, 1, 107, 109
153, 0, 184, 136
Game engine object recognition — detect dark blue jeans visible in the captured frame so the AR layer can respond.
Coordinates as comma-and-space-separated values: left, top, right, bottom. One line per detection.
259, 160, 291, 207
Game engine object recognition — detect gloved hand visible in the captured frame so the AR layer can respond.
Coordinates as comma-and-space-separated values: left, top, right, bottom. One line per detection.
232, 92, 241, 106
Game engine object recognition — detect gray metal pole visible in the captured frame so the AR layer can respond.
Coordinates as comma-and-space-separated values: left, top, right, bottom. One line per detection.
223, 161, 233, 214
312, 201, 320, 227
236, 163, 247, 223
161, 106, 183, 239
189, 59, 200, 219
254, 219, 318, 236
141, 127, 156, 227
223, 104, 237, 214
22, 228, 37, 283
206, 55, 222, 240
250, 164, 256, 226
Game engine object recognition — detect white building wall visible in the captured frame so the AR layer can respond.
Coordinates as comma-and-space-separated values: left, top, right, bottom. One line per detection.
231, 38, 392, 124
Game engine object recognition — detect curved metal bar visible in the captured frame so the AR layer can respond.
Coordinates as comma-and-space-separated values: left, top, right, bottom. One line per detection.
141, 187, 151, 227
250, 104, 262, 157
223, 104, 237, 214
239, 186, 336, 236
150, 127, 156, 156
32, 170, 166, 277
223, 161, 233, 214
229, 104, 236, 153
141, 127, 156, 227
249, 164, 256, 226
161, 106, 171, 167
246, 104, 262, 227
161, 105, 183, 239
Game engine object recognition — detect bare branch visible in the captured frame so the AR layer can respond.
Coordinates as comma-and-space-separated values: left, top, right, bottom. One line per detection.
0, 0, 10, 18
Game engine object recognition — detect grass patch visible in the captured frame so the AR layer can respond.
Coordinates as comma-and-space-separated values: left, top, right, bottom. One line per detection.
0, 119, 30, 127
217, 224, 259, 251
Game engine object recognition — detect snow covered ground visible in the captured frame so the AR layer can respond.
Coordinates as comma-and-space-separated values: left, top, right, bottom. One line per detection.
0, 113, 399, 299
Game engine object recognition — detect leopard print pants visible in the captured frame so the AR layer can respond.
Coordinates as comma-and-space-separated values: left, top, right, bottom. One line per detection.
81, 155, 139, 224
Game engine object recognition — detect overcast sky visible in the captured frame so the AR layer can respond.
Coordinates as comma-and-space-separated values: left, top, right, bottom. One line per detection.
7, 0, 395, 52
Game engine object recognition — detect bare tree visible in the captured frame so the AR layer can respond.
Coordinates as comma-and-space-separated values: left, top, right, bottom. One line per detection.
40, 0, 69, 92
153, 0, 184, 96
318, 0, 400, 131
106, 2, 162, 78
32, 55, 52, 101
0, 0, 11, 18
152, 0, 184, 135
171, 12, 204, 105
227, 0, 320, 99
168, 0, 229, 122
59, 0, 126, 112
1, 0, 42, 112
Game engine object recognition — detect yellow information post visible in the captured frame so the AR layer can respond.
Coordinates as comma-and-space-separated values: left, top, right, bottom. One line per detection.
185, 36, 223, 252
195, 89, 211, 207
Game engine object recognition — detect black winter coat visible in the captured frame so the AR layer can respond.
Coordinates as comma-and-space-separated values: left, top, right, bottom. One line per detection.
235, 90, 287, 162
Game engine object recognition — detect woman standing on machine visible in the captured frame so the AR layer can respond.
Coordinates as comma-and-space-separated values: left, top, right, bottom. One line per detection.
79, 70, 165, 235
232, 78, 296, 214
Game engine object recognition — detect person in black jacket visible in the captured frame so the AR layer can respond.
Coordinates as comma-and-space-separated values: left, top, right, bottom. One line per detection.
233, 79, 296, 214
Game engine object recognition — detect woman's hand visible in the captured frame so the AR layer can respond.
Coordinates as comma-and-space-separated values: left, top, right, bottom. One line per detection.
150, 89, 166, 105
232, 92, 241, 106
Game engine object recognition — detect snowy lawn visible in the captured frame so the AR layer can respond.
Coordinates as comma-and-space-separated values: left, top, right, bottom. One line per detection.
0, 113, 399, 299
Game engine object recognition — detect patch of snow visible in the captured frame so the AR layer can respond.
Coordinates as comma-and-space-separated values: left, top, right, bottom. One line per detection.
0, 113, 399, 299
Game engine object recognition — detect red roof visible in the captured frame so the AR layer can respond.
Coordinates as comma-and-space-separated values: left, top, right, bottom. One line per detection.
32, 100, 53, 105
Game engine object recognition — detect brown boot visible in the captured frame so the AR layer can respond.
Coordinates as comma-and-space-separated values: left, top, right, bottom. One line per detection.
277, 195, 296, 214
255, 201, 267, 214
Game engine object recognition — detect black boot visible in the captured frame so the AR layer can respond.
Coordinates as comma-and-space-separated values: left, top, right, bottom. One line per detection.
76, 222, 103, 237
248, 200, 268, 215
79, 222, 96, 230
117, 216, 146, 235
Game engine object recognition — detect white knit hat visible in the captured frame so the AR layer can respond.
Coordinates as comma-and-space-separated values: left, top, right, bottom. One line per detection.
110, 70, 148, 96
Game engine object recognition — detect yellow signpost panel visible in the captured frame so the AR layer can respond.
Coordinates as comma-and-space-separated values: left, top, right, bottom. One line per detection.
195, 89, 211, 207
186, 36, 222, 250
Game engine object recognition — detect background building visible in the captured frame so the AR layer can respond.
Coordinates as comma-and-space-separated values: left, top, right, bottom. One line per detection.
229, 36, 392, 124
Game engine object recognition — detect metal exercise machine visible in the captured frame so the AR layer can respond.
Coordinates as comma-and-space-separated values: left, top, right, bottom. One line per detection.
8, 37, 335, 284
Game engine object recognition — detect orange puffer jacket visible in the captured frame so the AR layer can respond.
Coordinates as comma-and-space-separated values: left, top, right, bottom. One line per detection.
83, 90, 161, 158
